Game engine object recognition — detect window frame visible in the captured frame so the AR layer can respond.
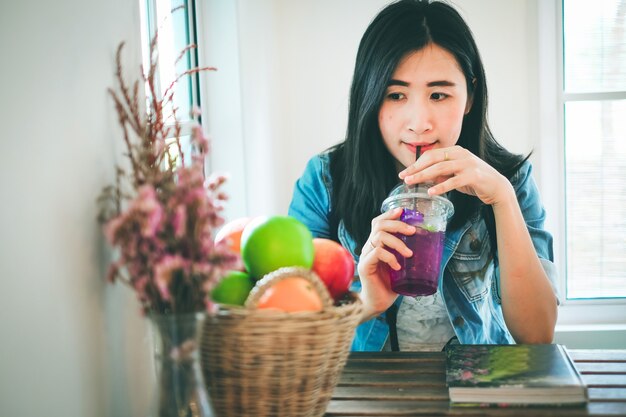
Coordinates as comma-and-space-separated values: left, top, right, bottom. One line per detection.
140, 0, 202, 165
540, 0, 626, 328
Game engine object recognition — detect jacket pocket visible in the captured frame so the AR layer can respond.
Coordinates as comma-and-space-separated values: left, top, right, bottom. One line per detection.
447, 220, 493, 303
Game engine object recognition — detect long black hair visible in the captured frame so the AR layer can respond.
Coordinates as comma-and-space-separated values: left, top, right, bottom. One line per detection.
329, 0, 528, 253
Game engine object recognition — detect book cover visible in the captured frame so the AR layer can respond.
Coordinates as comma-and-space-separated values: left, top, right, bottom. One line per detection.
445, 344, 588, 407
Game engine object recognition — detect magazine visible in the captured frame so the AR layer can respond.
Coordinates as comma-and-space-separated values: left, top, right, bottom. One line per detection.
446, 344, 588, 407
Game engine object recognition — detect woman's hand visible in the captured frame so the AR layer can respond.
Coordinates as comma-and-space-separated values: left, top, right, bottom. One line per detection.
401, 145, 557, 342
357, 207, 415, 322
398, 145, 512, 206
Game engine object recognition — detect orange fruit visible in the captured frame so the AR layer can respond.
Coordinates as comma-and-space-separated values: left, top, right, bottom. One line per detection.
256, 276, 323, 312
215, 217, 253, 254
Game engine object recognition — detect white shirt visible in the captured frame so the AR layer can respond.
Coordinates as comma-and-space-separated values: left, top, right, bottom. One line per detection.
383, 291, 456, 352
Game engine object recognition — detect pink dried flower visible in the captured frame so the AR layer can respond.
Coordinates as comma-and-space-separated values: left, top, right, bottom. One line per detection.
154, 255, 188, 301
133, 275, 150, 298
172, 204, 187, 238
106, 263, 120, 284
191, 124, 210, 153
131, 185, 164, 238
99, 39, 238, 315
104, 214, 127, 244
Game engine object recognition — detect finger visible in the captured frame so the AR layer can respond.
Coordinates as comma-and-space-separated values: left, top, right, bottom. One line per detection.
442, 148, 453, 162
403, 160, 457, 185
380, 206, 403, 220
363, 244, 403, 270
427, 175, 467, 196
398, 147, 456, 179
371, 207, 402, 229
372, 218, 416, 236
398, 157, 423, 179
364, 227, 409, 257
370, 231, 413, 257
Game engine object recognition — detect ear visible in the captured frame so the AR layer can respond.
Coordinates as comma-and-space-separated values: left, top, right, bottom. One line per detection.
464, 78, 477, 115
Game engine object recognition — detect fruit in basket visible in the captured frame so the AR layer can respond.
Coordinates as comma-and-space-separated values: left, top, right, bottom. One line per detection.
255, 276, 323, 312
240, 216, 314, 278
210, 270, 254, 306
312, 238, 355, 301
215, 216, 253, 254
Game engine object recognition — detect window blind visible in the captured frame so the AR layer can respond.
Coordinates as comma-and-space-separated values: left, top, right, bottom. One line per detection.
563, 0, 626, 298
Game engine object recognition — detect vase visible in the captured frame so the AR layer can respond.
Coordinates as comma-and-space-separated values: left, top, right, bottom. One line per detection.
149, 313, 212, 417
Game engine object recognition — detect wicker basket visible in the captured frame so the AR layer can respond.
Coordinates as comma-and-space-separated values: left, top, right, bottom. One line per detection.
200, 266, 363, 417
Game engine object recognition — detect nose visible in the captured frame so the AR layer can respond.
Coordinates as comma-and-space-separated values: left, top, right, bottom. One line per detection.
406, 100, 432, 134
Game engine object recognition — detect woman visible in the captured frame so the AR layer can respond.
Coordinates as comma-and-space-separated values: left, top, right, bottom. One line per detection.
288, 0, 558, 351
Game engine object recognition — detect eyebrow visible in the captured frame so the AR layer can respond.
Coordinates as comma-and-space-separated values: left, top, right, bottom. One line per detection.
387, 79, 457, 87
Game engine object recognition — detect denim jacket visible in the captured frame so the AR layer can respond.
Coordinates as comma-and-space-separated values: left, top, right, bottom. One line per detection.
288, 152, 558, 351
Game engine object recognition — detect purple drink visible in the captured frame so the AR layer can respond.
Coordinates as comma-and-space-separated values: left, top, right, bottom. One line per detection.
381, 183, 453, 297
389, 208, 445, 296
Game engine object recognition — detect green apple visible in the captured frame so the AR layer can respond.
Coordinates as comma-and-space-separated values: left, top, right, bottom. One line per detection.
210, 270, 254, 306
240, 216, 314, 278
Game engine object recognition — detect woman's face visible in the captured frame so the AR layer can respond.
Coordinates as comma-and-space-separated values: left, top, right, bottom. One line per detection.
378, 43, 471, 171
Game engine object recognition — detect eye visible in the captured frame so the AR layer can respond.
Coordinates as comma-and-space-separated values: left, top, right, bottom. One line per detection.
386, 92, 405, 101
431, 92, 449, 101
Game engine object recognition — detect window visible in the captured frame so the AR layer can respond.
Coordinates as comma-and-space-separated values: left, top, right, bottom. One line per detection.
562, 0, 626, 300
537, 0, 626, 328
139, 0, 250, 221
139, 0, 201, 167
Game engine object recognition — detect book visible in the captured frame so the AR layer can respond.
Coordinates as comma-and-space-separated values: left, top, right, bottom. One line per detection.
445, 344, 588, 407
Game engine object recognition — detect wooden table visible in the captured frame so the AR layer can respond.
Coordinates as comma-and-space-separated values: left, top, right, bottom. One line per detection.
325, 349, 626, 416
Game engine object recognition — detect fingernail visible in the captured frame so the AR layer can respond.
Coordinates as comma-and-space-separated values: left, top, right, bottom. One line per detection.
405, 249, 413, 257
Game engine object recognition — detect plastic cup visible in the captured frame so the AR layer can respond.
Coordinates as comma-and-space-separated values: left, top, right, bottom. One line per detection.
380, 183, 454, 296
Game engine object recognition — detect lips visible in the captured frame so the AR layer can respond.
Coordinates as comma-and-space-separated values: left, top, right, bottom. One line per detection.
403, 142, 436, 154
419, 143, 436, 153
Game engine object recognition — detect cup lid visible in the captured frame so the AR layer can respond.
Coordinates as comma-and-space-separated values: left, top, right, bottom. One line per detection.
381, 182, 454, 219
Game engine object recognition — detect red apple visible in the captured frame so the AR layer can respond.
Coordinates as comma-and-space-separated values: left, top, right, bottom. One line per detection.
312, 238, 355, 301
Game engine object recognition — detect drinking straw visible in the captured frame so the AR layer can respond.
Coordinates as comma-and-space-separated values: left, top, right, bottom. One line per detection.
414, 146, 421, 212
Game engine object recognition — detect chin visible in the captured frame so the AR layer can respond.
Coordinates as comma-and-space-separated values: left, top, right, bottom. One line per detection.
400, 153, 415, 167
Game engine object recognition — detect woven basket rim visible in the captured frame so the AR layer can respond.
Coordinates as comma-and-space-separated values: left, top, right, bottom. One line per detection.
244, 266, 334, 310
216, 290, 362, 319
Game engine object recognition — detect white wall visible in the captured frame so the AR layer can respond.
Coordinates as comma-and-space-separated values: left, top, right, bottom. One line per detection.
0, 0, 153, 416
